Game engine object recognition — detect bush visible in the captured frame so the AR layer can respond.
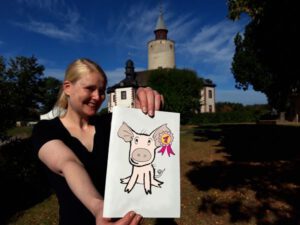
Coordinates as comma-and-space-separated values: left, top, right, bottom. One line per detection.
0, 137, 51, 224
190, 111, 261, 124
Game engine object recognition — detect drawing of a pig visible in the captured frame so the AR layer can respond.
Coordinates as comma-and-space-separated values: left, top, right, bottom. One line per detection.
118, 122, 172, 194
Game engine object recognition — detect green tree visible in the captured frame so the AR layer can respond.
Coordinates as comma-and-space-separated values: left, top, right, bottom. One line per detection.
228, 0, 300, 111
5, 56, 45, 120
216, 102, 244, 113
0, 55, 61, 135
38, 76, 62, 114
148, 68, 203, 124
0, 56, 15, 135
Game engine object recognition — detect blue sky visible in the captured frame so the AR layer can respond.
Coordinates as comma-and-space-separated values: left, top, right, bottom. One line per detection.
0, 0, 267, 105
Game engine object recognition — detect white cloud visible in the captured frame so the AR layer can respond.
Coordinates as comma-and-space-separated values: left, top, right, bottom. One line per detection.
14, 0, 85, 42
107, 2, 158, 51
216, 89, 267, 105
180, 20, 241, 63
13, 19, 83, 42
167, 14, 200, 42
173, 18, 248, 90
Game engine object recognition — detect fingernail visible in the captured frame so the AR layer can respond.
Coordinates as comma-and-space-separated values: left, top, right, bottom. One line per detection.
149, 110, 153, 117
136, 215, 142, 222
142, 107, 147, 113
130, 211, 136, 217
139, 217, 144, 224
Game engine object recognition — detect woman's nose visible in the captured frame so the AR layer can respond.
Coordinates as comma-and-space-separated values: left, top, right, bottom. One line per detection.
92, 90, 100, 100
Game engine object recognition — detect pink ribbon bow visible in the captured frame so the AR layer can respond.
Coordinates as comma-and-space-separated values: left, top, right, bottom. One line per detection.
158, 144, 175, 157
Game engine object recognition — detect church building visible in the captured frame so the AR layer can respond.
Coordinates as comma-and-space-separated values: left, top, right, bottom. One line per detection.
107, 59, 138, 112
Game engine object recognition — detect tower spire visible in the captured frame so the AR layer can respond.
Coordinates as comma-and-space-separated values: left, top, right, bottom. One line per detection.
148, 2, 175, 70
154, 1, 168, 40
159, 0, 163, 15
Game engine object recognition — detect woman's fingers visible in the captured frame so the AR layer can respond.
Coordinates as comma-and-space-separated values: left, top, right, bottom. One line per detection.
115, 211, 143, 225
135, 87, 163, 116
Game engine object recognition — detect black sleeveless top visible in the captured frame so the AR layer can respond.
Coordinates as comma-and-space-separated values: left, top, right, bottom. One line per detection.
32, 114, 111, 225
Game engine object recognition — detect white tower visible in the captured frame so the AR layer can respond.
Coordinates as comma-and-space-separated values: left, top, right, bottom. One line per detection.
148, 9, 175, 70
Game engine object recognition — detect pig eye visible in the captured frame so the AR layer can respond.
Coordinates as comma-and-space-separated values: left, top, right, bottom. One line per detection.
147, 139, 151, 145
134, 137, 139, 144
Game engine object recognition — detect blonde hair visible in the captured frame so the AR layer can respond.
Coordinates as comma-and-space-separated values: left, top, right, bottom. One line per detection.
55, 58, 107, 110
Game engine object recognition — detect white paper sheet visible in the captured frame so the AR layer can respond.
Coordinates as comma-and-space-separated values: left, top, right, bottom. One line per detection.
103, 106, 180, 218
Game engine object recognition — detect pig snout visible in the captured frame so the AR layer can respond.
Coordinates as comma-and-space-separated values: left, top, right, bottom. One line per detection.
132, 148, 152, 162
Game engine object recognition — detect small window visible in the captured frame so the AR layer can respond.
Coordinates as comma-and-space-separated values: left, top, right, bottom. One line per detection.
121, 91, 127, 100
208, 90, 213, 98
209, 105, 213, 113
113, 94, 116, 102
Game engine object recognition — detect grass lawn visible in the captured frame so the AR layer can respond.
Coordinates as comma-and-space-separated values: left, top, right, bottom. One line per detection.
6, 127, 32, 139
6, 124, 300, 225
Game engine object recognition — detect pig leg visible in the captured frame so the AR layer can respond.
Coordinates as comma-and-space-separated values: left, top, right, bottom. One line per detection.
120, 176, 130, 184
151, 178, 163, 188
125, 172, 139, 193
143, 171, 152, 194
150, 166, 163, 187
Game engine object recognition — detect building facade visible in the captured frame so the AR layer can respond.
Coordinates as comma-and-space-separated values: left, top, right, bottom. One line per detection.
107, 60, 138, 112
200, 79, 216, 113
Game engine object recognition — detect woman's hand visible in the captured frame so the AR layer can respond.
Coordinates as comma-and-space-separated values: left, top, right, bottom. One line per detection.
96, 211, 143, 225
135, 87, 164, 116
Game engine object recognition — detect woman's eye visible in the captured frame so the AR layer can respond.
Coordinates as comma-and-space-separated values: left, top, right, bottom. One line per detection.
85, 87, 94, 92
99, 89, 106, 96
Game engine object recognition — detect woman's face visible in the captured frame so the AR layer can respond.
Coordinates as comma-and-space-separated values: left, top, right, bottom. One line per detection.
64, 72, 106, 117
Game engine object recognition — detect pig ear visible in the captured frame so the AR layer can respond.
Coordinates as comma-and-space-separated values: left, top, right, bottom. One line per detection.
118, 122, 134, 142
152, 124, 171, 147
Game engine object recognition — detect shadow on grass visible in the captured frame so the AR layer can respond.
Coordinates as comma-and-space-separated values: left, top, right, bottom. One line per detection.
154, 218, 177, 225
193, 125, 223, 142
187, 124, 300, 225
0, 138, 51, 224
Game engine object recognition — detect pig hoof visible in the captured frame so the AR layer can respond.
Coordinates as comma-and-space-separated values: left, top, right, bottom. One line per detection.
125, 188, 132, 193
146, 190, 152, 195
120, 177, 130, 184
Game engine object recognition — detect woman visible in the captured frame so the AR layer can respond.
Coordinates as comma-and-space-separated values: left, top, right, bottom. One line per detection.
32, 58, 163, 225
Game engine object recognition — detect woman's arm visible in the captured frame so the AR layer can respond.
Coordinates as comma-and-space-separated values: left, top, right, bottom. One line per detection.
38, 140, 142, 225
